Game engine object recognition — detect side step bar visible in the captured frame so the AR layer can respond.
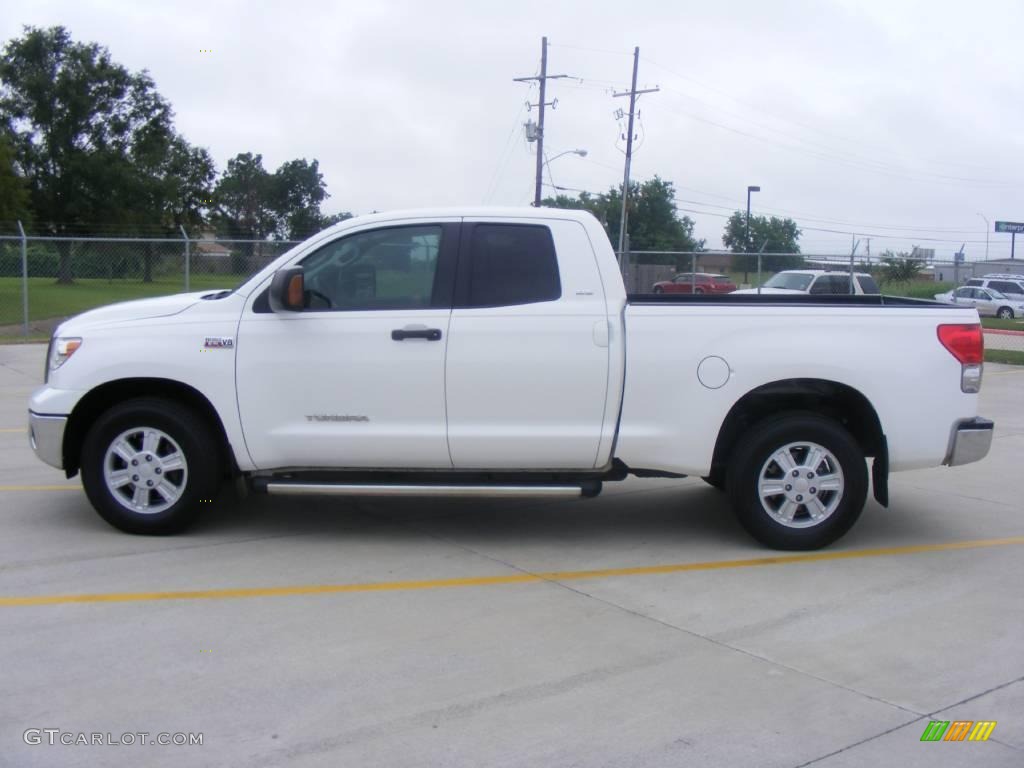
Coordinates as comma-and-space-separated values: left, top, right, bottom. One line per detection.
252, 480, 600, 499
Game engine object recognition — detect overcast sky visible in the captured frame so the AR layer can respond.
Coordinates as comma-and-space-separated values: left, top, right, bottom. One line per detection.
4, 0, 1023, 258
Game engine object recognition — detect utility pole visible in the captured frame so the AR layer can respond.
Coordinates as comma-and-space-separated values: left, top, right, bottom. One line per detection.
613, 47, 659, 271
514, 37, 568, 207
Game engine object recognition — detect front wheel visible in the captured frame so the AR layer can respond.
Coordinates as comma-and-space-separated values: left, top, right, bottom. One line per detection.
997, 307, 1014, 319
81, 398, 221, 534
726, 414, 867, 550
652, 286, 664, 294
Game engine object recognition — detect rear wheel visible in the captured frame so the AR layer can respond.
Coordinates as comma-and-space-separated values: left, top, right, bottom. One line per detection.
997, 306, 1014, 319
81, 398, 221, 534
726, 413, 867, 550
653, 285, 664, 294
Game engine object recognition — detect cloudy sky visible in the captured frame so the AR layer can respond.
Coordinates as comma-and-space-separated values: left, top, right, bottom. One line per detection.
4, 0, 1023, 258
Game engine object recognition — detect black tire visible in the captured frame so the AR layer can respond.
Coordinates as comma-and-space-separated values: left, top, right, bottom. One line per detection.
701, 473, 725, 491
997, 307, 1014, 320
80, 398, 221, 535
653, 285, 664, 294
726, 413, 867, 550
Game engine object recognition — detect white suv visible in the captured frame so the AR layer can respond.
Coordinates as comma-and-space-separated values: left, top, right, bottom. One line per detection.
733, 269, 880, 295
966, 274, 1024, 302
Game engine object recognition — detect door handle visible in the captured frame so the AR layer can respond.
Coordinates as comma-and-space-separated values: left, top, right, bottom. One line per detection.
391, 327, 442, 341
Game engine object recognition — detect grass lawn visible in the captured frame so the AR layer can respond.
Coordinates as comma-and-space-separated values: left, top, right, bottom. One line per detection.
985, 349, 1024, 365
0, 275, 242, 329
981, 317, 1024, 331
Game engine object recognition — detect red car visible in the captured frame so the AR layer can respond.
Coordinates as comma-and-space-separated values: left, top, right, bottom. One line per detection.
651, 272, 737, 295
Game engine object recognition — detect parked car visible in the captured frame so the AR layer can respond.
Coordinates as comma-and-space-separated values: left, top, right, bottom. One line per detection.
965, 274, 1024, 302
652, 272, 736, 295
934, 286, 1024, 319
732, 270, 880, 295
29, 208, 993, 550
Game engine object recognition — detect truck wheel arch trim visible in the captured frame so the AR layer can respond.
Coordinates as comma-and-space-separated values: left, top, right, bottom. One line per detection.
63, 378, 239, 479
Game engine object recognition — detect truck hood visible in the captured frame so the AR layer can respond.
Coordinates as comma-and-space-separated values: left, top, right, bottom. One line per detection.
56, 291, 229, 334
731, 287, 807, 295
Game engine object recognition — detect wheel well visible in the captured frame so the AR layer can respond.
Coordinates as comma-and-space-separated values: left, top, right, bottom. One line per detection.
709, 379, 884, 478
63, 379, 236, 478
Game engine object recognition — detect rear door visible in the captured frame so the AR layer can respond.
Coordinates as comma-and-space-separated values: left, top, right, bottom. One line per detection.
444, 217, 611, 469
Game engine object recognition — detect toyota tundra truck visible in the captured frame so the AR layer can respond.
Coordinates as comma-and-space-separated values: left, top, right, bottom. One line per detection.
28, 208, 994, 549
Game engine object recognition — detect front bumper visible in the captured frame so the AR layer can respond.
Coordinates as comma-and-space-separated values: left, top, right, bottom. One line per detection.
28, 411, 67, 469
944, 417, 995, 467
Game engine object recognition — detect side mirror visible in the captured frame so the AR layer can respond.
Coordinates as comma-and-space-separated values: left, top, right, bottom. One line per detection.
268, 267, 305, 312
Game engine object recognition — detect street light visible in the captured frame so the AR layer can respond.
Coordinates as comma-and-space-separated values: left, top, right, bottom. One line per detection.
744, 185, 760, 283
977, 212, 989, 261
538, 149, 588, 205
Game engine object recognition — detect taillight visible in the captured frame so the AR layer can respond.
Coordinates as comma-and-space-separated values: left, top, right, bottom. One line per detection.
937, 324, 983, 392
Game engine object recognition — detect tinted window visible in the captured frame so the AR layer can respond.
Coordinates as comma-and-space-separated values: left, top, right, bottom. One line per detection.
299, 225, 442, 310
466, 224, 560, 307
990, 280, 1023, 295
966, 279, 983, 286
856, 275, 880, 294
810, 275, 850, 295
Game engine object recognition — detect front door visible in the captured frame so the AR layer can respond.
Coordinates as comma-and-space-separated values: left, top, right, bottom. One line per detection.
236, 220, 458, 469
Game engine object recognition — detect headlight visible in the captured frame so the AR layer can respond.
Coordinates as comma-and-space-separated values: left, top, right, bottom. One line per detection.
48, 337, 82, 373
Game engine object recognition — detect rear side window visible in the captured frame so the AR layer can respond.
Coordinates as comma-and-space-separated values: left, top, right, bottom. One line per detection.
990, 280, 1023, 295
856, 275, 879, 294
465, 224, 561, 307
966, 279, 983, 286
810, 275, 850, 295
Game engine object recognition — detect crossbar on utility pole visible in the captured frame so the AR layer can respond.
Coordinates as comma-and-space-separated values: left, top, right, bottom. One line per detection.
613, 47, 658, 274
514, 37, 569, 207
180, 225, 190, 292
17, 221, 28, 337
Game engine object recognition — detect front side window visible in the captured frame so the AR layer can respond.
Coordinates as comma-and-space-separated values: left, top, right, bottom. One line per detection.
465, 224, 560, 307
299, 225, 442, 310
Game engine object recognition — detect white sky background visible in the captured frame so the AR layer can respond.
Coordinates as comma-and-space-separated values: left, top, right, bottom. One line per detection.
3, 0, 1022, 258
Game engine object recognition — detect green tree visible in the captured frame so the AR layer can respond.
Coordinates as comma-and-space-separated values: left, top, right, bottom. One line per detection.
0, 26, 179, 282
877, 249, 925, 284
722, 211, 803, 277
542, 176, 703, 264
0, 133, 29, 224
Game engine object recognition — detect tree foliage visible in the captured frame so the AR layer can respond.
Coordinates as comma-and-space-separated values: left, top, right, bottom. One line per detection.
877, 249, 925, 284
0, 133, 29, 223
542, 177, 703, 264
722, 211, 803, 274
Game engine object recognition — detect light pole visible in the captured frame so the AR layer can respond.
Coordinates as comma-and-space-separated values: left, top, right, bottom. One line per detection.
744, 185, 760, 283
977, 212, 989, 261
538, 149, 587, 203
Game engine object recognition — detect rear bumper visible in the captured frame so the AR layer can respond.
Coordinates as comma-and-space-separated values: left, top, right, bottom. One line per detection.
944, 417, 994, 467
28, 411, 67, 469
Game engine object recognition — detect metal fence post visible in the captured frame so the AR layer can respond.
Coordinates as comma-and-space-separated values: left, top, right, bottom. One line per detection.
180, 225, 190, 292
17, 221, 28, 337
691, 254, 696, 293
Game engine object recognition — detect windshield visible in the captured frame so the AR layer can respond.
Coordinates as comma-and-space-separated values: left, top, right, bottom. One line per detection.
763, 273, 814, 290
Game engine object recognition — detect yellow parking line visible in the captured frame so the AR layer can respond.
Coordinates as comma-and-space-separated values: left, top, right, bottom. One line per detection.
2, 535, 1022, 608
0, 485, 79, 491
0, 427, 26, 433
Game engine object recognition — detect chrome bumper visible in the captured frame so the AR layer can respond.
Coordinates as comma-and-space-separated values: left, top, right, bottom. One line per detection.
28, 411, 67, 469
945, 417, 995, 467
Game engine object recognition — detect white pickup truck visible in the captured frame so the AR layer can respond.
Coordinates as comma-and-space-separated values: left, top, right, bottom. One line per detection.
28, 208, 994, 549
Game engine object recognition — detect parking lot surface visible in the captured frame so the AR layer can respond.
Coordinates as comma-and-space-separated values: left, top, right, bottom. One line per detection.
1, 343, 1022, 767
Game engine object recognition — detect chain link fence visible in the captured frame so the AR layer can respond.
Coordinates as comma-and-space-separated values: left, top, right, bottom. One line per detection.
0, 233, 300, 337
